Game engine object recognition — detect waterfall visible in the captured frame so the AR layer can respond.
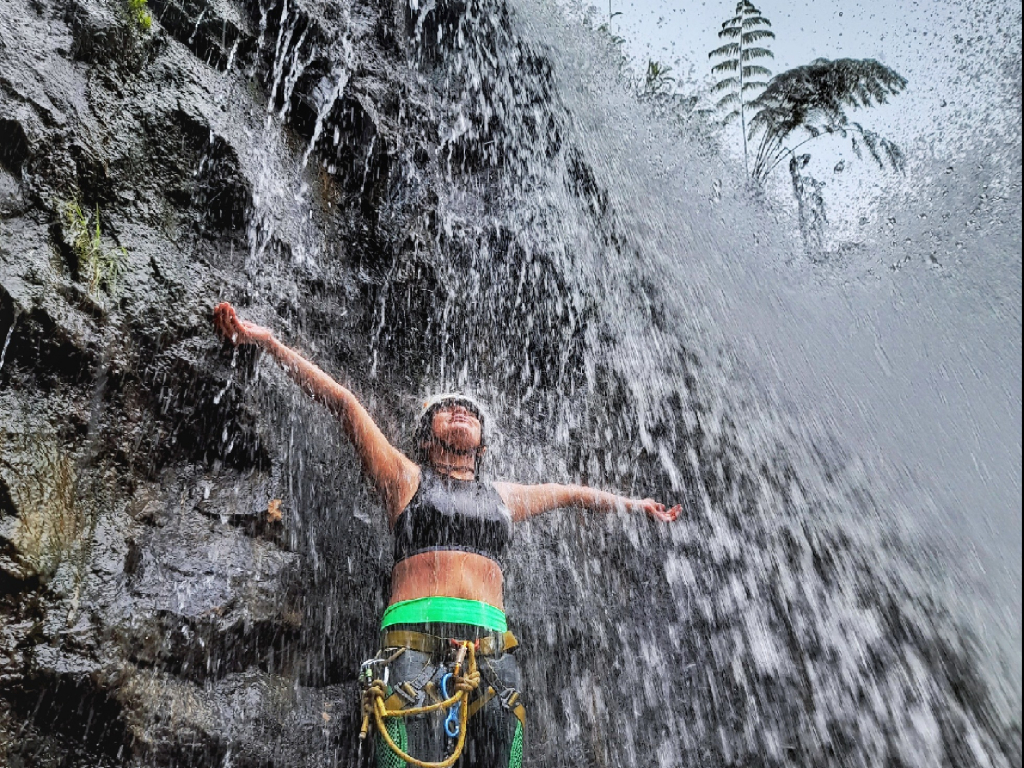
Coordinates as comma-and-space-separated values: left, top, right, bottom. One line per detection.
0, 0, 1018, 765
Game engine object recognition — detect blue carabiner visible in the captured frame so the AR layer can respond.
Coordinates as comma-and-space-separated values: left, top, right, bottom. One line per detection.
440, 672, 461, 738
444, 707, 460, 738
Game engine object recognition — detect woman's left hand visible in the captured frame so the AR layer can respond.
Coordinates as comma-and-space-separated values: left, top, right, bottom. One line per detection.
633, 498, 682, 522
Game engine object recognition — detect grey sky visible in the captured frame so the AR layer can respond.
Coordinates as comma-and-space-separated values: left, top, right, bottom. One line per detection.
610, 0, 1018, 135
602, 0, 1021, 229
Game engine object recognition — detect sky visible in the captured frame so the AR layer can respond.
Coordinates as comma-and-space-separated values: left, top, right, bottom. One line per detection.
603, 0, 1021, 219
608, 0, 1018, 135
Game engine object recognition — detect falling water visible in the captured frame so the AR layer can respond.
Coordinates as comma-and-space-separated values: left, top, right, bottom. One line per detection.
306, 0, 1020, 764
0, 313, 16, 375
0, 0, 1018, 764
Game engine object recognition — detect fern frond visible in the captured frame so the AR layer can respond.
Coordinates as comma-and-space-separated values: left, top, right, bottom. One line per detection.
850, 133, 862, 160
715, 92, 742, 108
718, 108, 741, 125
748, 58, 907, 183
709, 42, 740, 58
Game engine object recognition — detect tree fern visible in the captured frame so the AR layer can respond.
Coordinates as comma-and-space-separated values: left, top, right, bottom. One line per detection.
748, 57, 907, 185
709, 0, 775, 174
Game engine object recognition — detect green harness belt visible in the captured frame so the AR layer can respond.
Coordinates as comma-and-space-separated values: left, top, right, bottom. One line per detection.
380, 596, 508, 632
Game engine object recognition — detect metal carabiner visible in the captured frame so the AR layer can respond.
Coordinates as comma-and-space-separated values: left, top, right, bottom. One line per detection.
359, 657, 389, 686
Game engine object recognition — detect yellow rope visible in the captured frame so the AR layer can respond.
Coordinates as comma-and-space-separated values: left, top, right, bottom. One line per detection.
361, 642, 481, 768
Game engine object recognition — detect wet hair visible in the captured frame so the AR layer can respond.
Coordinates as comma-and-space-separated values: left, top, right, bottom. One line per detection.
413, 394, 488, 470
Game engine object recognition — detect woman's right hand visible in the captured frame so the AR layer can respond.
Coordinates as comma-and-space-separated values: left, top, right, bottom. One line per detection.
213, 302, 273, 346
631, 498, 682, 523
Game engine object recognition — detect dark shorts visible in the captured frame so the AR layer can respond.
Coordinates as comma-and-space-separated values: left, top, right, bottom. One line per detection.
374, 624, 524, 768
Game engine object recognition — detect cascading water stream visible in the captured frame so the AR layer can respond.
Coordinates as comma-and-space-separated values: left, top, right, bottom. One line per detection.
0, 0, 1017, 764
238, 0, 355, 276
330, 0, 1020, 764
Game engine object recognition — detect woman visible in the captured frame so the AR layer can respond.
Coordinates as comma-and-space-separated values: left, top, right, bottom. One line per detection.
213, 302, 680, 768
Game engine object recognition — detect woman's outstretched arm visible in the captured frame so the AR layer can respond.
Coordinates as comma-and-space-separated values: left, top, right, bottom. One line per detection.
493, 481, 681, 523
213, 302, 418, 515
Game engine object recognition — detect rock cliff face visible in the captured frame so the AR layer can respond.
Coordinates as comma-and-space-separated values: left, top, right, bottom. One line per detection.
0, 0, 446, 763
0, 0, 1019, 766
0, 0, 596, 763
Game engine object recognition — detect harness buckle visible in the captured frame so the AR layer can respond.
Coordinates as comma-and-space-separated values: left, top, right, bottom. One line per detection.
394, 681, 419, 705
498, 686, 520, 710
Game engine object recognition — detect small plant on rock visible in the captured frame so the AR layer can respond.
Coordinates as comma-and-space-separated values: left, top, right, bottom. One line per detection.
127, 0, 152, 32
62, 199, 129, 296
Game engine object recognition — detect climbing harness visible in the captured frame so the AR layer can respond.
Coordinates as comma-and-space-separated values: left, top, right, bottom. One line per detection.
381, 626, 517, 654
359, 634, 526, 768
360, 640, 481, 768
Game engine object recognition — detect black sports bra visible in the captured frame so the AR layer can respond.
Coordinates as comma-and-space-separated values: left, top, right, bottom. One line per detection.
393, 467, 514, 565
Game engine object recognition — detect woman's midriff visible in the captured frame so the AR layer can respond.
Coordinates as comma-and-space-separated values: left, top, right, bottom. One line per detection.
389, 550, 504, 610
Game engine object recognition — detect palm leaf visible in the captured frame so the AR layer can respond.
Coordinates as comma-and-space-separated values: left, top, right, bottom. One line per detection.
742, 80, 770, 91
743, 16, 772, 27
742, 29, 775, 43
718, 25, 742, 38
712, 60, 739, 73
712, 77, 740, 92
742, 65, 772, 77
742, 47, 775, 60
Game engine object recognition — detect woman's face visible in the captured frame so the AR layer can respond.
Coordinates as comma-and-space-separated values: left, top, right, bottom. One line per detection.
430, 404, 483, 453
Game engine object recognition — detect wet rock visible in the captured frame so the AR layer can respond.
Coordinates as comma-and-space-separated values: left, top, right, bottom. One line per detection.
0, 120, 32, 176
0, 0, 1017, 764
148, 0, 257, 72
65, 0, 135, 66
2, 662, 129, 768
119, 669, 351, 767
0, 411, 85, 583
120, 505, 300, 676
